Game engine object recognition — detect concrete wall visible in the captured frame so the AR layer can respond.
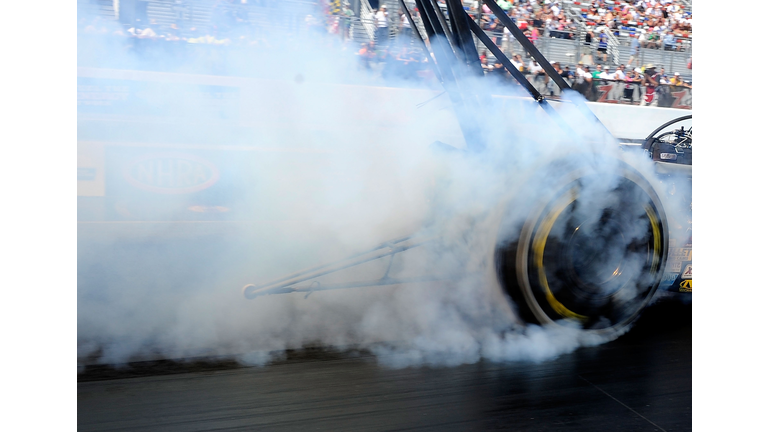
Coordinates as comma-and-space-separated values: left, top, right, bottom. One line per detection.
78, 67, 691, 205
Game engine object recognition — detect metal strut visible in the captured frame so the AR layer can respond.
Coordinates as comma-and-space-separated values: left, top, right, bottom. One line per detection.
479, 0, 616, 142
243, 235, 440, 299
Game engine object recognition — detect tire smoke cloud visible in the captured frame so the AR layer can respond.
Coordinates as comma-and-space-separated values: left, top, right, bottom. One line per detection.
77, 3, 682, 370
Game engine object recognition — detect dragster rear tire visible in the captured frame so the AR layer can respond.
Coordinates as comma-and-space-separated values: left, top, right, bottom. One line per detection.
493, 154, 668, 337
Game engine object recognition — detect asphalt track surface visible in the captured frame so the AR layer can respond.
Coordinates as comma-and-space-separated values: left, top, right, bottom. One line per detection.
78, 298, 691, 432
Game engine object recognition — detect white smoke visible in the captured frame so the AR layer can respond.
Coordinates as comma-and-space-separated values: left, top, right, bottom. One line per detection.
77, 3, 680, 370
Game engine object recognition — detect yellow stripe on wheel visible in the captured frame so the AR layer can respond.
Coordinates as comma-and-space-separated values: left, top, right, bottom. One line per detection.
644, 204, 662, 274
532, 187, 588, 322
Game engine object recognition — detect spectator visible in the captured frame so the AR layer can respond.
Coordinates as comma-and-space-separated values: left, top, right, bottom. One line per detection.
511, 54, 525, 72
663, 31, 676, 51
545, 17, 557, 35
560, 65, 574, 80
487, 60, 509, 84
669, 72, 691, 88
573, 62, 591, 98
645, 29, 661, 49
658, 67, 669, 84
487, 17, 502, 45
533, 9, 543, 29
627, 33, 640, 67
585, 29, 594, 46
591, 64, 604, 80
530, 59, 546, 87
597, 30, 609, 63
357, 41, 374, 70
599, 66, 612, 80
529, 59, 543, 77
582, 65, 595, 100
641, 64, 660, 106
480, 56, 494, 74
613, 64, 627, 81
623, 68, 642, 103
399, 10, 411, 39
552, 61, 564, 76
669, 72, 683, 86
340, 3, 354, 41
575, 62, 587, 80
375, 5, 389, 46
517, 15, 529, 31
656, 81, 674, 107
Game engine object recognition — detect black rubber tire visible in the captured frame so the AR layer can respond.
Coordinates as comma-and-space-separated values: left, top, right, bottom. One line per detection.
494, 155, 668, 336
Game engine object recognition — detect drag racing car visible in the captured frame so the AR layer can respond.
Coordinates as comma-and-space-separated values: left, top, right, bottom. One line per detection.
644, 114, 693, 294
242, 0, 692, 338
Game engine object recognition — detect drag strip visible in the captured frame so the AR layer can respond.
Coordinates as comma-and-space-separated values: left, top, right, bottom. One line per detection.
78, 299, 691, 432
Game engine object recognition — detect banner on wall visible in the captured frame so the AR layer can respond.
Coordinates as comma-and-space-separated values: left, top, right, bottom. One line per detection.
592, 81, 692, 109
102, 145, 258, 221
533, 76, 692, 109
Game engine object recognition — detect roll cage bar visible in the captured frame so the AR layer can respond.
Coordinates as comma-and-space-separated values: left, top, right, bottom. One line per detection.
399, 0, 616, 150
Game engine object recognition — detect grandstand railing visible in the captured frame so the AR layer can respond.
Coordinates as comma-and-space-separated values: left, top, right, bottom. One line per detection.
359, 0, 377, 41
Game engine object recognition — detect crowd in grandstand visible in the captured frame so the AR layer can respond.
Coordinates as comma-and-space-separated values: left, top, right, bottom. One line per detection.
478, 0, 579, 41
580, 0, 693, 40
77, 0, 691, 105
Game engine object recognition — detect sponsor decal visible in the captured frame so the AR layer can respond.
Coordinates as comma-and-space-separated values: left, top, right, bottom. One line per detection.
668, 248, 692, 269
679, 279, 692, 292
122, 152, 220, 194
596, 84, 619, 104
681, 263, 692, 280
667, 249, 692, 273
661, 272, 678, 286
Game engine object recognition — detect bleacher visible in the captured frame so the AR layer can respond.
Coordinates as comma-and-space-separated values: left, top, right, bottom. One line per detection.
77, 0, 117, 21
537, 37, 580, 66
77, 0, 692, 82
564, 0, 691, 38
554, 0, 691, 77
78, 0, 330, 39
